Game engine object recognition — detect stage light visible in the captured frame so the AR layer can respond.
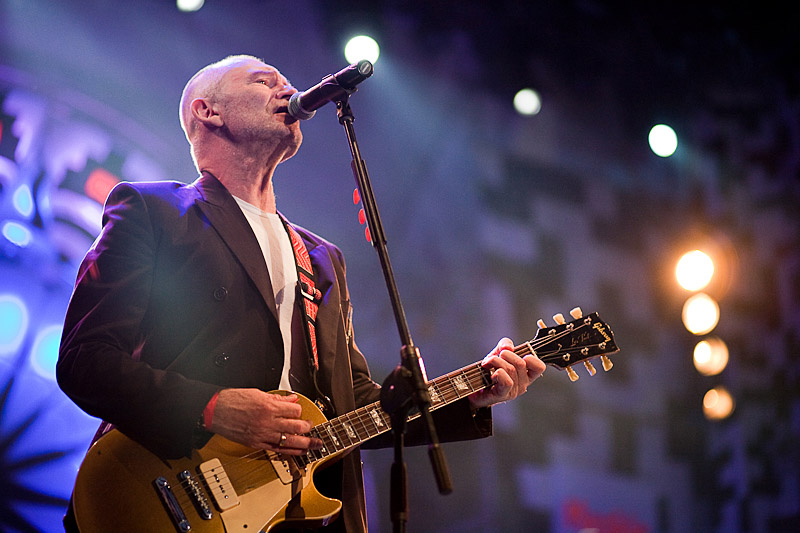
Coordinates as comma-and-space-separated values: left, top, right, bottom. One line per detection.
703, 386, 735, 420
682, 292, 719, 334
693, 337, 729, 376
676, 249, 714, 291
2, 221, 32, 247
29, 324, 62, 380
177, 0, 204, 12
649, 124, 678, 157
0, 294, 28, 356
344, 35, 380, 64
12, 185, 34, 217
513, 88, 542, 116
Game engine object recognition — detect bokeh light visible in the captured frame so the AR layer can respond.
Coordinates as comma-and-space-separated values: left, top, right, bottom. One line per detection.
513, 88, 542, 116
693, 337, 729, 376
29, 324, 62, 380
13, 185, 34, 217
703, 386, 735, 420
676, 249, 715, 291
177, 0, 204, 12
649, 124, 678, 157
2, 221, 33, 247
682, 292, 720, 335
0, 294, 29, 356
344, 35, 380, 64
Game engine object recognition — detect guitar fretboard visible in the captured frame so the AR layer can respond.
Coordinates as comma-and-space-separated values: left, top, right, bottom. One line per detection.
297, 362, 493, 466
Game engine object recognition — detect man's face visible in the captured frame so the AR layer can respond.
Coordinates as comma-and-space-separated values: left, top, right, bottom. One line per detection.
216, 59, 303, 159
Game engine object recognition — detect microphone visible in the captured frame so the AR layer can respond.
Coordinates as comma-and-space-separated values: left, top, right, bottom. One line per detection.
288, 60, 374, 120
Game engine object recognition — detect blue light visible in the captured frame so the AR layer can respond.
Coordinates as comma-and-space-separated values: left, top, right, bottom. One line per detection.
13, 185, 35, 217
30, 324, 63, 380
2, 221, 33, 247
0, 294, 29, 356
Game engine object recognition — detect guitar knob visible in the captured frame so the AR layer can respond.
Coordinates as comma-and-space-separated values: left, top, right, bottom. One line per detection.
553, 313, 565, 325
566, 366, 579, 381
583, 360, 597, 376
600, 355, 613, 371
570, 307, 583, 319
537, 319, 546, 329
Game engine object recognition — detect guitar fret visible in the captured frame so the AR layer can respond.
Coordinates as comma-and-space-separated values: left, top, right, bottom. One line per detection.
354, 406, 373, 439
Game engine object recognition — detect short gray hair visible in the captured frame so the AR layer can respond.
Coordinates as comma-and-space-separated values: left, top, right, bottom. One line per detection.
178, 54, 264, 142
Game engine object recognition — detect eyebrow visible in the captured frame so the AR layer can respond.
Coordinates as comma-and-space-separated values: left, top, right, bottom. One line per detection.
247, 69, 291, 86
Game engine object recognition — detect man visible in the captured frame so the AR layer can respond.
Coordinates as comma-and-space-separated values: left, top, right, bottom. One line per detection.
57, 55, 546, 532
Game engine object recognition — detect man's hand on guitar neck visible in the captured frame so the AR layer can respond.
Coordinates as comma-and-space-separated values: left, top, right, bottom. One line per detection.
468, 338, 546, 409
207, 389, 324, 455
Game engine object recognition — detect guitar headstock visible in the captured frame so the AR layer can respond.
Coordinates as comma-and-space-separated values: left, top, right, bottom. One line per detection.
525, 307, 619, 381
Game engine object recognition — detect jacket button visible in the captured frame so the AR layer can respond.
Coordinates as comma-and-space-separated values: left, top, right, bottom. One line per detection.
213, 286, 228, 301
214, 353, 229, 367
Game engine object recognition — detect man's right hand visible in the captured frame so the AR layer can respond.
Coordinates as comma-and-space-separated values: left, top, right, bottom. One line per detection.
208, 388, 323, 455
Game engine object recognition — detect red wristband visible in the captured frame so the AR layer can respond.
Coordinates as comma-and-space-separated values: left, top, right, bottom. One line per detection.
202, 391, 220, 430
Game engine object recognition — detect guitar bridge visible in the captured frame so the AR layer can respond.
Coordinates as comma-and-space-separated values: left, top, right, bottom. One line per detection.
154, 476, 191, 532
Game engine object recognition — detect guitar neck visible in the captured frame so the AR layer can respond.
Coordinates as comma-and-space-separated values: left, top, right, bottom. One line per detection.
300, 310, 616, 465
302, 361, 495, 463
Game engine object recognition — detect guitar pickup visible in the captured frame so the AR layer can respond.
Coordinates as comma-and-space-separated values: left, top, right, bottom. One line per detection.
199, 458, 240, 511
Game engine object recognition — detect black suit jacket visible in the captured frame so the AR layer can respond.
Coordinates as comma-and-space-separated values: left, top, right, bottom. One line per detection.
58, 173, 492, 532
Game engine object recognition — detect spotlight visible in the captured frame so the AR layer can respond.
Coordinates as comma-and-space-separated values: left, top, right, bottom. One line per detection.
676, 250, 714, 291
703, 386, 735, 420
682, 292, 719, 335
513, 88, 542, 116
649, 124, 678, 157
177, 0, 204, 12
345, 35, 380, 64
693, 337, 729, 376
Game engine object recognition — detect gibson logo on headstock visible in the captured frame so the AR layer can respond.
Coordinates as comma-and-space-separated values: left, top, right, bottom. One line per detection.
593, 322, 611, 343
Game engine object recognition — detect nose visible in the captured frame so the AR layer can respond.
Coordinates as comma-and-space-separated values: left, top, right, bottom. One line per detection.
277, 84, 297, 100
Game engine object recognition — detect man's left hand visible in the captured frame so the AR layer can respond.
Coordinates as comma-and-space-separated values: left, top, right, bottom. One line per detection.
468, 337, 546, 409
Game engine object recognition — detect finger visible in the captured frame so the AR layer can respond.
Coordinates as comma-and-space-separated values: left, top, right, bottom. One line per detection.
279, 418, 314, 436
267, 394, 304, 418
523, 354, 546, 380
490, 337, 515, 357
497, 349, 529, 389
490, 368, 513, 398
276, 433, 323, 451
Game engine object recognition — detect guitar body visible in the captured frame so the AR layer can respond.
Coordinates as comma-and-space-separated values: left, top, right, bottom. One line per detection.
72, 392, 342, 533
71, 311, 619, 532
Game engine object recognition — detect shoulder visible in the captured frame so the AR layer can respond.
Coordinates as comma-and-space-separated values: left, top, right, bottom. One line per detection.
105, 179, 201, 215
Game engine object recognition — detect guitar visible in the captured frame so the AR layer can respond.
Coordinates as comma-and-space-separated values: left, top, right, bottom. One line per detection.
72, 308, 618, 532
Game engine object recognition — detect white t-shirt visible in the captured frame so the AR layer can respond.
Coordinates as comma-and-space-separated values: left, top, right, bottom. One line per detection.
233, 197, 299, 391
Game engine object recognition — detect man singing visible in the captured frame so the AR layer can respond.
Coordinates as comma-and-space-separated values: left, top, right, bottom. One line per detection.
58, 55, 545, 532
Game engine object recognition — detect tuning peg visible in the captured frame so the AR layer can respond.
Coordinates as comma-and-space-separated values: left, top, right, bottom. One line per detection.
566, 366, 579, 381
583, 360, 597, 375
570, 307, 583, 319
600, 355, 613, 371
553, 313, 565, 325
537, 319, 546, 329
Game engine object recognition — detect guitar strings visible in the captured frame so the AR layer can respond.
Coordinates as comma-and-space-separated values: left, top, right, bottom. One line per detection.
170, 321, 603, 503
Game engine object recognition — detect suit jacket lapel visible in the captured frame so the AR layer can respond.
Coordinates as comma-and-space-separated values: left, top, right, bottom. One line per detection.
191, 172, 279, 320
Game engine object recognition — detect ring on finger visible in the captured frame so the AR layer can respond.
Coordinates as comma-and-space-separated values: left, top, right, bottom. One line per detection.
278, 432, 287, 447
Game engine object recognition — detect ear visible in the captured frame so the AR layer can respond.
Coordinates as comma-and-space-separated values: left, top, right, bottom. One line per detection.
190, 98, 224, 128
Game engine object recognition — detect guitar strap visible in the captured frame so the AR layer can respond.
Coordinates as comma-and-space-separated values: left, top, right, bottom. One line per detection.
280, 217, 335, 415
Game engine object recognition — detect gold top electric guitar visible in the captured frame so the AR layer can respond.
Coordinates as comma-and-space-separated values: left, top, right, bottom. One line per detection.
72, 308, 618, 532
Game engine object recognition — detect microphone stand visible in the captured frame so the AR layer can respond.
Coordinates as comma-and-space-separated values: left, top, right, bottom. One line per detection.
335, 96, 453, 533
